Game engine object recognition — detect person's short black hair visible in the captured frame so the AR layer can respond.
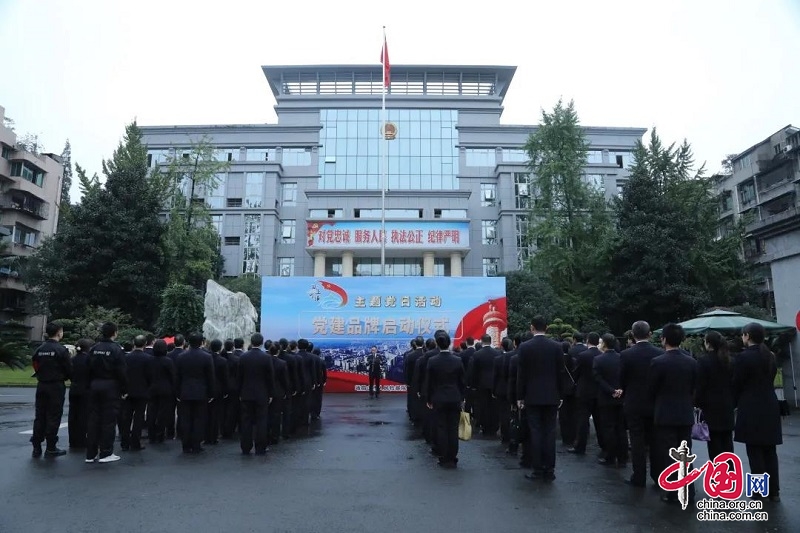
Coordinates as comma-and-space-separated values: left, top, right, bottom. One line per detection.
224, 339, 234, 352
278, 338, 288, 349
502, 337, 513, 351
600, 333, 617, 351
371, 345, 377, 349
145, 333, 155, 345
521, 331, 534, 342
480, 334, 492, 344
101, 322, 117, 339
173, 334, 185, 347
466, 336, 474, 346
425, 338, 437, 350
660, 323, 685, 347
77, 338, 94, 353
45, 322, 62, 338
742, 322, 766, 344
631, 321, 651, 341
269, 344, 279, 355
530, 315, 547, 332
572, 332, 585, 343
122, 341, 133, 352
297, 338, 310, 350
459, 341, 467, 350
513, 334, 522, 347
187, 332, 204, 348
289, 340, 297, 350
308, 342, 314, 351
435, 331, 451, 350
210, 339, 223, 353
415, 336, 425, 348
313, 348, 321, 355
234, 337, 244, 349
153, 339, 168, 356
133, 335, 146, 348
250, 333, 264, 347
265, 340, 273, 348
587, 332, 600, 346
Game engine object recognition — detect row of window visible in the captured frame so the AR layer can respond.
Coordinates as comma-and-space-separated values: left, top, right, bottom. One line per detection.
9, 162, 45, 187
147, 147, 313, 167
466, 149, 633, 168
273, 256, 500, 277
2, 224, 39, 247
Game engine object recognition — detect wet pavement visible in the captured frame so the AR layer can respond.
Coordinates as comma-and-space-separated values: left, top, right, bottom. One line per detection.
0, 387, 797, 532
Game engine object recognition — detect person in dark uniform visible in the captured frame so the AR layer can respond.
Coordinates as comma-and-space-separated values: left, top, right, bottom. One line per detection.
508, 333, 533, 464
733, 322, 782, 502
468, 334, 500, 436
68, 338, 93, 450
367, 346, 384, 398
221, 339, 239, 439
205, 339, 229, 445
268, 344, 290, 444
560, 333, 585, 446
144, 334, 156, 355
147, 339, 175, 444
649, 323, 697, 504
295, 339, 317, 427
593, 333, 627, 467
31, 322, 72, 458
695, 330, 735, 461
569, 332, 602, 455
404, 337, 426, 426
493, 337, 515, 444
424, 331, 465, 468
166, 334, 186, 440
460, 337, 476, 416
619, 320, 663, 487
402, 340, 416, 416
120, 335, 152, 451
278, 338, 301, 438
516, 316, 565, 482
238, 333, 275, 455
414, 337, 440, 448
86, 322, 127, 463
175, 332, 215, 454
311, 347, 326, 420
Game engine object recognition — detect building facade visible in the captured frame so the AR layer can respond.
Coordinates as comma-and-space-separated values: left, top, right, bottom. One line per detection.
0, 105, 64, 341
140, 64, 646, 280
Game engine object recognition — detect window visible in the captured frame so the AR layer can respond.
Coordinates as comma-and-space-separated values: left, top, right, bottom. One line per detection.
465, 148, 496, 167
433, 258, 451, 277
325, 258, 342, 277
224, 236, 240, 246
720, 192, 734, 213
482, 258, 499, 277
280, 220, 296, 244
210, 215, 222, 236
355, 208, 422, 219
480, 183, 497, 207
514, 173, 532, 209
584, 174, 605, 193
281, 183, 298, 206
516, 215, 533, 269
481, 220, 497, 245
501, 149, 527, 163
227, 198, 242, 208
1, 145, 11, 159
434, 209, 467, 219
309, 208, 343, 219
10, 162, 44, 187
616, 180, 626, 198
245, 172, 263, 208
282, 148, 312, 166
354, 258, 422, 276
739, 181, 756, 205
215, 149, 238, 162
278, 257, 294, 277
242, 214, 261, 274
247, 148, 276, 162
12, 225, 38, 247
587, 150, 603, 164
206, 173, 226, 209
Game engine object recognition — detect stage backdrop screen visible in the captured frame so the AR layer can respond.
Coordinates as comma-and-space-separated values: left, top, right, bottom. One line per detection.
261, 277, 507, 393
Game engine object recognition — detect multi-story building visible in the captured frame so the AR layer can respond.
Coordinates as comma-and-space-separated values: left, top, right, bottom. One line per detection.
0, 105, 64, 341
140, 64, 646, 279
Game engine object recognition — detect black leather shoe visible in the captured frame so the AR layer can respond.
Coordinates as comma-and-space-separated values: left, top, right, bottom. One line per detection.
44, 448, 67, 457
32, 445, 42, 458
524, 472, 542, 480
543, 472, 556, 482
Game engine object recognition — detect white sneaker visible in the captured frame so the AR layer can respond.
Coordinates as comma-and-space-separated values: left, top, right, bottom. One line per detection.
85, 457, 97, 463
98, 454, 121, 463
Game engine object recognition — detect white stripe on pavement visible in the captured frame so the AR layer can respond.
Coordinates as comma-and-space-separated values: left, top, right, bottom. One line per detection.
19, 422, 68, 435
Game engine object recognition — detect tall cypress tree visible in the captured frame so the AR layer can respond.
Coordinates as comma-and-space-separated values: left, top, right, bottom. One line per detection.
60, 140, 72, 215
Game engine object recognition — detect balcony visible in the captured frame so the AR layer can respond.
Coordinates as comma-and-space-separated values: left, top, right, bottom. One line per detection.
746, 205, 800, 236
0, 195, 49, 220
756, 180, 795, 205
756, 155, 792, 175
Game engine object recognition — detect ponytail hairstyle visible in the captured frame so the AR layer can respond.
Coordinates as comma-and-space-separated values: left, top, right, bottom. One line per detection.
704, 330, 730, 367
76, 338, 94, 354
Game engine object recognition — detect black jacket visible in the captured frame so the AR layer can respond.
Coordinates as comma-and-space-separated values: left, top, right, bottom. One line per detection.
507, 353, 520, 403
225, 350, 240, 395
212, 352, 229, 400
175, 347, 215, 401
414, 348, 439, 400
148, 352, 175, 397
493, 350, 515, 398
367, 354, 384, 378
620, 341, 664, 416
648, 349, 697, 427
272, 356, 290, 399
574, 347, 602, 400
69, 351, 91, 395
733, 345, 782, 446
516, 335, 565, 407
592, 350, 622, 406
167, 347, 185, 367
88, 339, 128, 394
404, 348, 424, 392
424, 351, 466, 405
125, 349, 153, 399
459, 346, 476, 373
468, 345, 500, 390
296, 350, 317, 393
238, 348, 276, 404
32, 339, 72, 383
278, 350, 302, 395
695, 352, 735, 431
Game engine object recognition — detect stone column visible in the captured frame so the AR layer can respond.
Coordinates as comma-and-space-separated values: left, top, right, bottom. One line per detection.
423, 252, 435, 277
342, 251, 354, 277
313, 251, 326, 277
450, 252, 462, 277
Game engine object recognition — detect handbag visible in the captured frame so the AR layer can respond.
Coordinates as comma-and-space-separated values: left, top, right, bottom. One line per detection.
691, 408, 710, 442
458, 410, 472, 441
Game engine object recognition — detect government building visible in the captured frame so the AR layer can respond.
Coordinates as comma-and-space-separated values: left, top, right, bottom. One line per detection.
140, 64, 646, 278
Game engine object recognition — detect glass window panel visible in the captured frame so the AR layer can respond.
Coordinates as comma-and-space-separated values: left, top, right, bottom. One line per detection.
420, 110, 431, 121
440, 139, 451, 156
398, 138, 409, 156
430, 109, 441, 121
357, 109, 368, 121
399, 156, 409, 174
421, 122, 431, 138
368, 109, 379, 121
367, 157, 379, 174
430, 141, 441, 156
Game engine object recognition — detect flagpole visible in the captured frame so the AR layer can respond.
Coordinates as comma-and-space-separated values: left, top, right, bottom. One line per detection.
380, 26, 387, 276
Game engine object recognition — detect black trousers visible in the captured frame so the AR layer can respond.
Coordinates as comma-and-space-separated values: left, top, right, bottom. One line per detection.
627, 413, 657, 485
464, 388, 475, 416
68, 391, 89, 448
598, 404, 628, 463
120, 397, 148, 449
178, 400, 207, 452
311, 387, 323, 418
527, 405, 558, 474
268, 397, 285, 442
166, 399, 177, 439
496, 396, 511, 443
281, 395, 293, 437
240, 400, 269, 453
424, 403, 438, 446
558, 395, 577, 445
654, 425, 695, 501
475, 389, 498, 435
86, 385, 121, 459
205, 397, 224, 444
291, 394, 307, 431
222, 394, 240, 438
369, 376, 381, 397
707, 430, 734, 461
745, 444, 780, 494
574, 397, 601, 452
435, 402, 461, 464
512, 408, 532, 466
32, 382, 66, 449
147, 394, 172, 442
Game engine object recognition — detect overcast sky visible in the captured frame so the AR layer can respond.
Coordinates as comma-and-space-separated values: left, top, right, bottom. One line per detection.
1, 0, 799, 202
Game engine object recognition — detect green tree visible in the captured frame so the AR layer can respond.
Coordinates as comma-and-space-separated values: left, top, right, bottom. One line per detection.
54, 306, 134, 344
546, 318, 578, 341
523, 99, 613, 327
156, 283, 204, 336
502, 270, 562, 336
0, 321, 31, 369
59, 140, 73, 222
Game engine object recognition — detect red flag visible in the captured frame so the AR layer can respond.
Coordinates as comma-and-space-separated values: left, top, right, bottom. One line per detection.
380, 36, 390, 87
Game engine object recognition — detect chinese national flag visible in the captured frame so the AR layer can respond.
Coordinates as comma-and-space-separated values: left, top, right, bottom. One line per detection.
380, 36, 390, 87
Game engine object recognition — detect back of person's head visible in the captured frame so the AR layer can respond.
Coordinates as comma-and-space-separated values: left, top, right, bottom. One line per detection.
133, 335, 146, 348
269, 344, 279, 355
297, 338, 310, 350
521, 331, 534, 342
173, 334, 185, 348
600, 333, 617, 352
145, 333, 155, 346
572, 332, 585, 344
415, 336, 424, 348
561, 341, 571, 354
45, 322, 63, 339
224, 339, 234, 352
265, 340, 273, 349
475, 342, 483, 350
234, 337, 244, 349
187, 332, 204, 348
313, 348, 321, 356
278, 338, 289, 350
122, 341, 133, 352
624, 330, 634, 344
425, 338, 436, 350
587, 332, 600, 346
466, 336, 474, 346
502, 337, 513, 352
77, 338, 94, 353
631, 321, 651, 341
480, 334, 492, 345
101, 322, 117, 339
660, 323, 685, 348
250, 333, 264, 348
153, 339, 168, 357
308, 342, 314, 351
530, 315, 547, 333
435, 331, 451, 350
289, 340, 298, 351
460, 341, 467, 350
210, 339, 223, 353
513, 334, 522, 347
742, 322, 766, 345
704, 330, 730, 366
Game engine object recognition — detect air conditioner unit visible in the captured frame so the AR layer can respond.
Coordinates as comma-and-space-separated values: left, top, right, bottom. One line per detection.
784, 144, 793, 153
281, 226, 293, 239
483, 189, 495, 200
518, 183, 530, 197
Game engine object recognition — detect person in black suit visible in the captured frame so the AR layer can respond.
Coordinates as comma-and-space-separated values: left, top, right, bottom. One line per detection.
31, 322, 72, 458
414, 337, 440, 449
268, 344, 290, 444
175, 332, 216, 454
733, 322, 782, 502
367, 346, 384, 398
468, 334, 500, 436
205, 339, 229, 445
402, 340, 416, 416
278, 338, 302, 438
517, 316, 565, 481
619, 321, 663, 487
120, 335, 152, 451
311, 348, 326, 420
560, 333, 585, 446
238, 333, 275, 455
404, 337, 426, 426
147, 339, 175, 444
166, 334, 186, 440
593, 333, 627, 467
493, 337, 515, 444
221, 339, 240, 439
68, 338, 93, 449
569, 332, 602, 455
649, 323, 697, 504
460, 337, 476, 416
695, 330, 735, 461
424, 331, 466, 468
294, 339, 317, 427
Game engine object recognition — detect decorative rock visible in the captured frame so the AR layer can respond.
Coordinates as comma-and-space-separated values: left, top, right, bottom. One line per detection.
202, 279, 258, 342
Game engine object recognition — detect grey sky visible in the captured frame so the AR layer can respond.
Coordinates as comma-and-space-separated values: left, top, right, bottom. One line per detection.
2, 0, 799, 202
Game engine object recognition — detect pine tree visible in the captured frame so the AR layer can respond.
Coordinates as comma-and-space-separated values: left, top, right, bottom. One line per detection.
60, 140, 72, 211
